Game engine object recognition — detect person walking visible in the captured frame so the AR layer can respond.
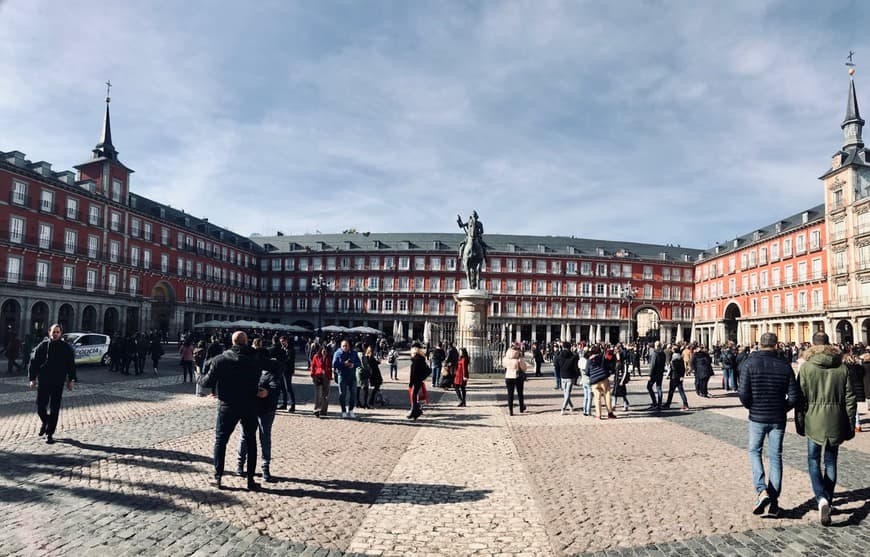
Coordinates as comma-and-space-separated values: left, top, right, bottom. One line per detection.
502, 343, 528, 415
662, 352, 690, 410
387, 346, 399, 380
332, 339, 361, 419
179, 338, 195, 382
738, 332, 800, 518
795, 332, 857, 526
197, 331, 266, 491
4, 332, 23, 374
532, 343, 544, 377
612, 352, 631, 412
28, 324, 76, 444
236, 337, 281, 483
647, 341, 666, 411
453, 347, 469, 407
693, 346, 714, 398
430, 343, 445, 388
309, 344, 332, 417
149, 334, 164, 374
579, 349, 592, 416
271, 335, 296, 413
365, 346, 384, 408
844, 352, 865, 433
555, 343, 578, 414
588, 347, 616, 420
357, 346, 374, 409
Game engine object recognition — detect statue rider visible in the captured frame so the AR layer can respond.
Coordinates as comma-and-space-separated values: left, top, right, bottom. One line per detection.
457, 210, 489, 289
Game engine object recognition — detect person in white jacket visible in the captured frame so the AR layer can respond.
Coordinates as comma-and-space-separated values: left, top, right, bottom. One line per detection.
502, 344, 528, 416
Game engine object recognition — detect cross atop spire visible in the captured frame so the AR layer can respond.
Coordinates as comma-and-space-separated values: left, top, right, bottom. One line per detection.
93, 81, 119, 161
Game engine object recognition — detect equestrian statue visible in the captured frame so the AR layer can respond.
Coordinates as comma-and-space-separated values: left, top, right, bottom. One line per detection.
457, 210, 489, 290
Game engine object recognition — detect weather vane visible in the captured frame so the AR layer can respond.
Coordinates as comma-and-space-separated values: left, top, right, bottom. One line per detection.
847, 51, 856, 75
105, 80, 112, 103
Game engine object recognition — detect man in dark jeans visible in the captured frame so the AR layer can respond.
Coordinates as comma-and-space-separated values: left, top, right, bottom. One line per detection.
271, 335, 296, 412
28, 324, 76, 444
198, 331, 266, 491
739, 332, 800, 518
430, 343, 445, 388
532, 343, 544, 377
646, 341, 666, 411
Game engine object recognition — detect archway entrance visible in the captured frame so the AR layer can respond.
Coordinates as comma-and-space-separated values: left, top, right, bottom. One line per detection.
723, 303, 741, 343
862, 319, 870, 345
1, 299, 21, 347
836, 320, 853, 344
636, 308, 661, 342
30, 302, 49, 336
104, 307, 119, 336
125, 307, 139, 335
58, 304, 75, 332
151, 281, 175, 334
82, 306, 97, 332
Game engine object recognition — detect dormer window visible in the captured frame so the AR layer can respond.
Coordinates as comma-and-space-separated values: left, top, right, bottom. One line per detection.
774, 222, 782, 233
111, 179, 123, 202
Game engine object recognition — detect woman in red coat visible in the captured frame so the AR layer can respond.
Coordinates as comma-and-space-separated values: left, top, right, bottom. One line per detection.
454, 347, 469, 407
309, 344, 332, 418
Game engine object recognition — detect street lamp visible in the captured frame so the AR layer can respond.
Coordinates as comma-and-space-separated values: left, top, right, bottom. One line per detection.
620, 281, 637, 344
312, 273, 330, 339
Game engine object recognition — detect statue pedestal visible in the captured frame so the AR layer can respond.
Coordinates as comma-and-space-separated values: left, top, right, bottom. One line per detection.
455, 289, 493, 374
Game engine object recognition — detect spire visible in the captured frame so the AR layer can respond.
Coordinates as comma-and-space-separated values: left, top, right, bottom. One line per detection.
842, 65, 864, 151
93, 81, 119, 161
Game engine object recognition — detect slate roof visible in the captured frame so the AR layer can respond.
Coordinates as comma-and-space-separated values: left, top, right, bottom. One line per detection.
249, 232, 703, 263
698, 203, 825, 260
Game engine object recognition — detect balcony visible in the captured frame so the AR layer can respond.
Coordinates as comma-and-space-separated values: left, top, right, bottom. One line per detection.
65, 208, 81, 221
9, 192, 31, 208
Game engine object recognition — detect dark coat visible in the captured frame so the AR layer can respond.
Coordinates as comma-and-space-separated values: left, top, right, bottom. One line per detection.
847, 362, 866, 402
692, 351, 714, 380
587, 355, 610, 385
28, 339, 76, 385
738, 350, 800, 424
554, 349, 579, 380
409, 353, 430, 387
198, 345, 262, 412
253, 347, 282, 415
648, 349, 666, 381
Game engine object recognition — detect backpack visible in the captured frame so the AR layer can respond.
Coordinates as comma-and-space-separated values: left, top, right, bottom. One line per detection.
388, 351, 397, 364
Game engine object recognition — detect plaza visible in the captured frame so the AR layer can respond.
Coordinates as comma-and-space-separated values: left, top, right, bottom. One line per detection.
0, 353, 867, 556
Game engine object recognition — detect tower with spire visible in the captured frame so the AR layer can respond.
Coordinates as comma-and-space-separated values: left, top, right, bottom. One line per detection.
820, 62, 870, 342
74, 84, 134, 205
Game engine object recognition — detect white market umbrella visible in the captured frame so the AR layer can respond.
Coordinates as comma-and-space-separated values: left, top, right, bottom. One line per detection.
321, 325, 348, 333
595, 324, 602, 343
395, 321, 404, 341
676, 323, 683, 342
588, 324, 594, 342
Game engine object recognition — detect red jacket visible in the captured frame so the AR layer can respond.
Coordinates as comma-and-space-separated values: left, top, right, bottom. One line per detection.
310, 353, 332, 381
454, 358, 468, 385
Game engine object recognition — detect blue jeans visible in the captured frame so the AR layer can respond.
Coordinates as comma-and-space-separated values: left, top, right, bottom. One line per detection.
647, 378, 662, 406
431, 363, 442, 387
723, 367, 736, 390
238, 411, 276, 471
582, 383, 592, 414
807, 438, 839, 503
561, 379, 574, 411
338, 376, 357, 412
664, 379, 688, 407
554, 368, 562, 390
747, 421, 785, 501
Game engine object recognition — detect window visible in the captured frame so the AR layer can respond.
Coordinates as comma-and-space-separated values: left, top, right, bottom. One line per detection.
536, 280, 546, 294
445, 278, 456, 292
161, 254, 169, 273
89, 205, 101, 226
770, 242, 779, 261
759, 248, 767, 265
784, 265, 793, 285
88, 235, 99, 258
506, 258, 517, 272
796, 234, 806, 254
772, 267, 780, 286
177, 257, 184, 276
6, 256, 21, 283
643, 266, 653, 279
812, 258, 822, 280
66, 198, 79, 220
161, 227, 169, 245
63, 265, 74, 290
383, 299, 393, 312
107, 273, 118, 295
506, 280, 517, 294
810, 230, 821, 250
383, 256, 394, 270
797, 261, 807, 282
597, 263, 607, 276
111, 179, 122, 202
131, 218, 140, 237
38, 224, 52, 249
143, 222, 152, 241
522, 259, 533, 272
130, 246, 139, 267
488, 258, 498, 272
86, 269, 96, 292
812, 289, 823, 309
522, 280, 532, 294
40, 189, 54, 213
398, 299, 408, 312
9, 217, 24, 244
109, 240, 120, 263
36, 261, 49, 287
64, 230, 76, 254
110, 211, 121, 232
368, 256, 379, 270
643, 284, 653, 298
11, 180, 27, 205
783, 238, 792, 257
271, 278, 280, 291
414, 277, 424, 291
271, 258, 281, 271
143, 250, 151, 269
398, 256, 410, 270
536, 260, 547, 274
595, 283, 606, 296
662, 267, 671, 281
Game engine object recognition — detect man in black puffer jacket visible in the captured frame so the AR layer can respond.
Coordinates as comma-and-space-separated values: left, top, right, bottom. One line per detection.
738, 332, 801, 518
199, 331, 267, 491
28, 324, 76, 445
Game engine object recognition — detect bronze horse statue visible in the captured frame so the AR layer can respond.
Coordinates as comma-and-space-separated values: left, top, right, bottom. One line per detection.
457, 211, 487, 290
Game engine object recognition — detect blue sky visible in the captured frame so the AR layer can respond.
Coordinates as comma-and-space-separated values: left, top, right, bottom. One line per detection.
0, 1, 867, 248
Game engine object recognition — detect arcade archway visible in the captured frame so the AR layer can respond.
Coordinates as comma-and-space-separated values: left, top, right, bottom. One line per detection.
82, 305, 97, 332
30, 301, 49, 336
723, 303, 741, 343
836, 320, 853, 344
104, 307, 119, 336
1, 299, 21, 346
58, 304, 75, 332
151, 281, 175, 334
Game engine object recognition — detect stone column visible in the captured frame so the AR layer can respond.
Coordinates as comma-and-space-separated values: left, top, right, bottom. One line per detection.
455, 288, 492, 375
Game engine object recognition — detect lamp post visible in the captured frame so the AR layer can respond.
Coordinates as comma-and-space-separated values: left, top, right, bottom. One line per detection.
620, 281, 637, 344
312, 273, 329, 340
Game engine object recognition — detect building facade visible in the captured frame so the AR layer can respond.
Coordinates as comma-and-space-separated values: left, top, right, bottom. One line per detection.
251, 233, 700, 346
1, 98, 263, 344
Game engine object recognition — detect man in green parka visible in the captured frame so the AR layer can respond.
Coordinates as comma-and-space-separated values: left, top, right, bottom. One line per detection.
796, 332, 857, 526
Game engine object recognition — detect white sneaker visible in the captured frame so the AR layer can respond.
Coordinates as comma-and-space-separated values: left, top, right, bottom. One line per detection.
819, 498, 831, 526
348, 411, 356, 419
341, 412, 347, 418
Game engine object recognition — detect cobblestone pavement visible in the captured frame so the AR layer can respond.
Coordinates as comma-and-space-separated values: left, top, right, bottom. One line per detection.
0, 355, 867, 556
